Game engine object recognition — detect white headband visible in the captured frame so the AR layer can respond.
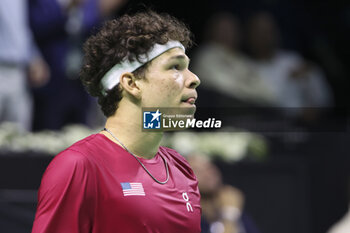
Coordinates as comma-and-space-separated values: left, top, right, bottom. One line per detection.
100, 40, 185, 95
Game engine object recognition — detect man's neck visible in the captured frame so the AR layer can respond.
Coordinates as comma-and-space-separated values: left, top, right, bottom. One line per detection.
101, 100, 163, 159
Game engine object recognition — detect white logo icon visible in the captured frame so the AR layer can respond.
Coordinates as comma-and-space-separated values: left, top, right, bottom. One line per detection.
182, 192, 193, 212
143, 109, 162, 129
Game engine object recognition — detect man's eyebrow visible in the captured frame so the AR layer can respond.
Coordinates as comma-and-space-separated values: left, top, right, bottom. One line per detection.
167, 55, 190, 62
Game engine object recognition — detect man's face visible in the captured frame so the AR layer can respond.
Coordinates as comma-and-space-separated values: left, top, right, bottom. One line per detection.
138, 47, 200, 110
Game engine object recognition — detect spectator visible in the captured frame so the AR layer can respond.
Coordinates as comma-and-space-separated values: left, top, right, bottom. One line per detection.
29, 0, 126, 130
244, 11, 333, 110
327, 181, 350, 233
191, 12, 275, 107
327, 205, 350, 233
187, 154, 261, 233
0, 0, 49, 131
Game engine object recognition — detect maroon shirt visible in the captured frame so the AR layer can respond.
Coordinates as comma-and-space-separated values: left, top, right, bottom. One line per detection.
32, 134, 201, 233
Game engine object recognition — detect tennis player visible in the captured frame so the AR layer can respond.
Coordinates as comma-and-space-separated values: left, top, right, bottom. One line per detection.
32, 10, 201, 233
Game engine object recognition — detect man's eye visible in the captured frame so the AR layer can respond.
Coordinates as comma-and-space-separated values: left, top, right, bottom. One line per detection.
170, 64, 181, 70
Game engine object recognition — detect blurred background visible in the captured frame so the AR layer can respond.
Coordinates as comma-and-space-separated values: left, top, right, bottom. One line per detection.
0, 0, 349, 233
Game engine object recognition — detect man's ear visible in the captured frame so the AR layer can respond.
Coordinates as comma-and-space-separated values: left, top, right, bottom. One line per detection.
119, 72, 141, 99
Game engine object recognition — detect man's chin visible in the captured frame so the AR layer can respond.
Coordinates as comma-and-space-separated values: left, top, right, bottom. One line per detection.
155, 103, 196, 116
179, 105, 196, 115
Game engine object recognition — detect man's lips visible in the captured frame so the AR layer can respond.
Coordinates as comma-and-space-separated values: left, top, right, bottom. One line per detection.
182, 97, 197, 104
185, 97, 196, 104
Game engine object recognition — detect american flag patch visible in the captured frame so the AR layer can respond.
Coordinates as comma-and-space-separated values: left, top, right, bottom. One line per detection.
120, 182, 145, 196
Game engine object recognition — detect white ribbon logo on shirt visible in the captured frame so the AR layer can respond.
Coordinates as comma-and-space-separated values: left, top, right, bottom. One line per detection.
182, 192, 193, 212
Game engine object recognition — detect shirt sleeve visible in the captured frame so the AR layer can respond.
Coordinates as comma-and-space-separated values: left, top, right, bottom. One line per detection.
32, 149, 96, 233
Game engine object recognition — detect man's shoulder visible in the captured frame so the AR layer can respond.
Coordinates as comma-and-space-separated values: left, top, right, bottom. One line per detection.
65, 133, 107, 156
69, 133, 101, 149
50, 134, 104, 167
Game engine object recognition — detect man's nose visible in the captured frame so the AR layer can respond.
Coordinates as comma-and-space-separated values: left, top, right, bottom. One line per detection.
185, 69, 200, 89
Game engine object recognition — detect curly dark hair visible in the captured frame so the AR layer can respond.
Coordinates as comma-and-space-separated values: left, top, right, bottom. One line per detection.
80, 10, 193, 117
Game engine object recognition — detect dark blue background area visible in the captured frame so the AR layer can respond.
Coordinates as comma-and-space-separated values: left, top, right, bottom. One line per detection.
119, 0, 349, 108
